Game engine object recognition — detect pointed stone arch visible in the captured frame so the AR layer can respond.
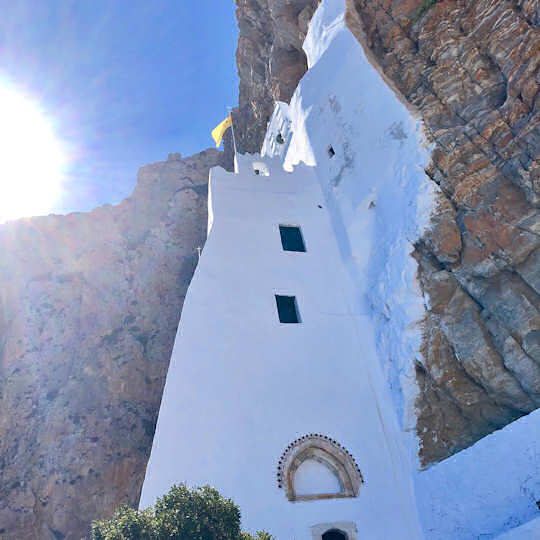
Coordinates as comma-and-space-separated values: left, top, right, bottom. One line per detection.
277, 434, 363, 501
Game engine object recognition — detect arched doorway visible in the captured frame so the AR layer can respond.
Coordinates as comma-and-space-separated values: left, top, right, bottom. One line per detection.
322, 529, 348, 540
311, 521, 357, 540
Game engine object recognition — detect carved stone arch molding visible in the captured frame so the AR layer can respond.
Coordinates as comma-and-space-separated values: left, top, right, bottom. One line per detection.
277, 434, 363, 501
312, 521, 358, 540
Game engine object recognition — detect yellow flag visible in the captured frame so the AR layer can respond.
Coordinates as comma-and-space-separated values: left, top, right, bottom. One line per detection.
211, 115, 232, 147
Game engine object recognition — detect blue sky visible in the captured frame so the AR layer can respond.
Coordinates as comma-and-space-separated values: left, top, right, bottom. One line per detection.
0, 1, 239, 214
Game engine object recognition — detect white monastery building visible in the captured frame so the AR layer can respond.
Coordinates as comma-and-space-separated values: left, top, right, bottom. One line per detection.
140, 152, 422, 539
141, 2, 540, 539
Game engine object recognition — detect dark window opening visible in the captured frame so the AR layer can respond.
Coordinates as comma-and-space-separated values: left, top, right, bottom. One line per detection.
276, 133, 285, 144
279, 225, 306, 252
327, 145, 335, 158
322, 530, 348, 540
275, 295, 300, 323
252, 162, 269, 176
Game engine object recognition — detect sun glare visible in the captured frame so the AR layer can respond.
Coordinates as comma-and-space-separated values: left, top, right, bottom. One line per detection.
0, 84, 66, 223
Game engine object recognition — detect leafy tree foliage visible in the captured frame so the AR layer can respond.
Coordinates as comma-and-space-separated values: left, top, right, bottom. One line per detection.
92, 484, 273, 540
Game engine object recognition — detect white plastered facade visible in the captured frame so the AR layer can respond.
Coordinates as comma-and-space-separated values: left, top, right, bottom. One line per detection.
140, 153, 423, 539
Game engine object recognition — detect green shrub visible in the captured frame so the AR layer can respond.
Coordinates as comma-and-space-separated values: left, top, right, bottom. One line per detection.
92, 484, 273, 540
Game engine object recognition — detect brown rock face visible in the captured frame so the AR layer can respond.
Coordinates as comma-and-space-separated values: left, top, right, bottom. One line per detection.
0, 149, 226, 539
235, 0, 539, 465
346, 0, 540, 464
233, 0, 320, 153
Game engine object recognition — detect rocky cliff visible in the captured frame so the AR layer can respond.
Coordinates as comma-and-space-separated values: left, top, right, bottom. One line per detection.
233, 0, 321, 153
234, 0, 539, 464
0, 149, 229, 539
347, 0, 539, 465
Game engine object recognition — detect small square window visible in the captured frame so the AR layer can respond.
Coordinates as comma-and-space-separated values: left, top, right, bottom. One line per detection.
252, 162, 269, 176
275, 295, 300, 323
279, 225, 306, 252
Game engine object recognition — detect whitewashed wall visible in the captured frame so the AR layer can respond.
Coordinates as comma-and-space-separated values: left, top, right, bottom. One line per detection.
261, 1, 540, 538
262, 0, 435, 443
416, 409, 540, 539
140, 153, 423, 539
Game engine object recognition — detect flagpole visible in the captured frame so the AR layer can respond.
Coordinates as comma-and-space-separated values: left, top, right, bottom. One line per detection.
227, 107, 238, 155
226, 106, 238, 173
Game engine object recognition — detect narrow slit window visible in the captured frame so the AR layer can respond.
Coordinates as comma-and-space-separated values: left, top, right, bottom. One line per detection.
275, 295, 300, 323
279, 225, 306, 252
327, 145, 335, 158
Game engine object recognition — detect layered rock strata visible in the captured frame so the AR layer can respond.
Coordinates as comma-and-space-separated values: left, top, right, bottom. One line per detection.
346, 0, 539, 465
0, 149, 226, 539
234, 0, 539, 464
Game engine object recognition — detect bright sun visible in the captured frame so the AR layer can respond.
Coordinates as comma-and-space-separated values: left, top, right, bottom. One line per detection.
0, 84, 66, 223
